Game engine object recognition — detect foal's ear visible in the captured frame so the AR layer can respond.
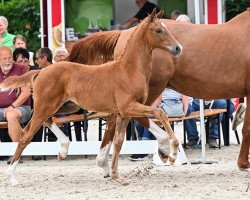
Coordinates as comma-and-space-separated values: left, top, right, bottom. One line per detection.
156, 9, 164, 19
149, 8, 157, 22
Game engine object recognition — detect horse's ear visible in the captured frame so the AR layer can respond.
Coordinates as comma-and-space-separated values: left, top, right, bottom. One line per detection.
156, 9, 164, 19
149, 8, 157, 22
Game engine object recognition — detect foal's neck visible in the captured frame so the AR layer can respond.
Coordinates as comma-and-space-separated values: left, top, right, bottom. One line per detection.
120, 23, 153, 76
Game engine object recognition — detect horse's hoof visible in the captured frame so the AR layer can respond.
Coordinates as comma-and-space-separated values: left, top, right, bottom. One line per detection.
57, 153, 64, 161
158, 149, 169, 163
104, 173, 110, 178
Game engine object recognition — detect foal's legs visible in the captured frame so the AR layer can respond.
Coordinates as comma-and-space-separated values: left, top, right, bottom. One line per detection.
237, 99, 250, 170
6, 117, 45, 186
97, 115, 170, 175
121, 102, 179, 164
96, 114, 117, 177
109, 115, 129, 185
44, 119, 70, 161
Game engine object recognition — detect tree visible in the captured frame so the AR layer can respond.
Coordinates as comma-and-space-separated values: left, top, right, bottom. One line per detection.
0, 0, 40, 52
225, 0, 250, 21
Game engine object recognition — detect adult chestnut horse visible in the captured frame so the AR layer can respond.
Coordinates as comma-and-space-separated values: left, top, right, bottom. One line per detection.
66, 8, 250, 172
0, 10, 182, 186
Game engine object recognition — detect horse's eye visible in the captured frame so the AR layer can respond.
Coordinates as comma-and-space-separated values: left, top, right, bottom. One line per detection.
155, 28, 162, 33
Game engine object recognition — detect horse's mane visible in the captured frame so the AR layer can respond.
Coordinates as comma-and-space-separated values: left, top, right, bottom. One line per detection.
66, 30, 121, 65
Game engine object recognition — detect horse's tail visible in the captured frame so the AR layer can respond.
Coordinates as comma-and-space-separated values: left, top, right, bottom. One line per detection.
66, 30, 121, 65
0, 70, 40, 92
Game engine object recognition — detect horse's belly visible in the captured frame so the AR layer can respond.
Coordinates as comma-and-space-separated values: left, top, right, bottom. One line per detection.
70, 96, 119, 114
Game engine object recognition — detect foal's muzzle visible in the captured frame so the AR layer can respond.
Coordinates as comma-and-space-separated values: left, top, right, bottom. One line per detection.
170, 45, 182, 56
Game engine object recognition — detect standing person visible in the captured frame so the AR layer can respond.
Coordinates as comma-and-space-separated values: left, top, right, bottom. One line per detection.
0, 46, 32, 164
122, 0, 160, 28
0, 16, 15, 51
13, 35, 34, 66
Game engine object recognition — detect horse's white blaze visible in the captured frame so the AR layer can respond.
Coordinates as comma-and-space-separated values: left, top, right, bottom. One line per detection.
50, 123, 70, 158
6, 160, 20, 186
161, 22, 183, 54
96, 141, 112, 175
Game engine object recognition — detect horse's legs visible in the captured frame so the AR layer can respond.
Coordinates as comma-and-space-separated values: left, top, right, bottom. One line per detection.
110, 115, 129, 185
6, 118, 43, 186
122, 102, 179, 164
237, 98, 250, 170
44, 119, 70, 161
96, 114, 117, 177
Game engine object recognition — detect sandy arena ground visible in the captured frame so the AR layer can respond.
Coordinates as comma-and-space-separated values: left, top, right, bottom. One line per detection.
0, 122, 249, 200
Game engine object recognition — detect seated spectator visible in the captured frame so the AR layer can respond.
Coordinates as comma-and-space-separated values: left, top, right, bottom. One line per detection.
13, 48, 38, 70
13, 34, 34, 66
54, 47, 68, 62
159, 88, 192, 118
0, 46, 32, 164
35, 47, 53, 68
170, 10, 182, 20
185, 99, 234, 148
0, 16, 15, 51
176, 14, 191, 23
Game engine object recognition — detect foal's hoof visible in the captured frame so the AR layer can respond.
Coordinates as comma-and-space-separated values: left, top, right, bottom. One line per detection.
168, 156, 176, 166
158, 149, 169, 163
57, 153, 65, 162
110, 172, 129, 186
104, 173, 110, 178
238, 163, 250, 171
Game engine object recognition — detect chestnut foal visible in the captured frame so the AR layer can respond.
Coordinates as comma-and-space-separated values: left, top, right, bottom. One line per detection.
0, 10, 182, 186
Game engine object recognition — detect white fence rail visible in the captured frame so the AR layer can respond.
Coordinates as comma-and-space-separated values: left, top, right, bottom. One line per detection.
0, 141, 158, 156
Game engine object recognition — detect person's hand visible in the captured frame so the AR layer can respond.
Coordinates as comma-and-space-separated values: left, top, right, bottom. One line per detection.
3, 106, 15, 117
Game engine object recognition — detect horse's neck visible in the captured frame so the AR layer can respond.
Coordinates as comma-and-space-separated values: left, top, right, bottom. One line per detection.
227, 10, 250, 26
119, 25, 153, 78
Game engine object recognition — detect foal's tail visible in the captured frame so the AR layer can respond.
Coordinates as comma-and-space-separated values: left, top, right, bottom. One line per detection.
66, 30, 121, 65
0, 70, 40, 92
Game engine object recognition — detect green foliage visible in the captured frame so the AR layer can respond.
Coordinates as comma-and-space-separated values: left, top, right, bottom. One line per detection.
0, 0, 40, 52
225, 0, 250, 21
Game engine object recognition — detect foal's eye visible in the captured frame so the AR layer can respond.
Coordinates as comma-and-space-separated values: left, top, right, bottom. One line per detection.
155, 28, 162, 33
